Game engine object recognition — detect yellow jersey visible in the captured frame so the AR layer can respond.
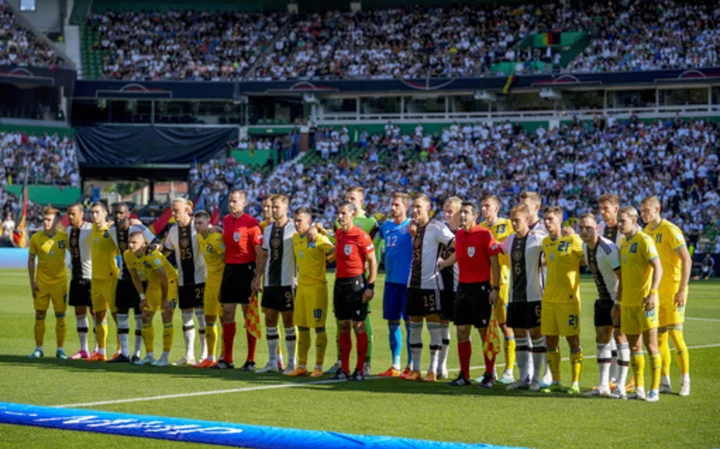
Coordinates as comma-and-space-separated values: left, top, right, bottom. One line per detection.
620, 231, 660, 307
260, 219, 271, 232
198, 231, 225, 281
481, 218, 513, 285
91, 223, 119, 280
643, 219, 685, 287
29, 230, 68, 285
542, 234, 584, 304
123, 248, 177, 288
293, 232, 333, 285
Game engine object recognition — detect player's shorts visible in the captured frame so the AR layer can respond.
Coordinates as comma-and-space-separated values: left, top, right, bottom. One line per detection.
220, 263, 255, 305
454, 282, 492, 328
68, 278, 92, 307
506, 301, 542, 330
179, 283, 205, 310
493, 284, 509, 324
203, 276, 222, 316
439, 289, 455, 322
295, 282, 328, 328
658, 285, 686, 326
91, 278, 118, 313
594, 299, 615, 328
541, 302, 581, 337
621, 304, 659, 335
115, 278, 145, 313
333, 276, 367, 322
144, 279, 179, 312
34, 281, 67, 313
407, 288, 439, 317
383, 282, 408, 321
261, 286, 294, 312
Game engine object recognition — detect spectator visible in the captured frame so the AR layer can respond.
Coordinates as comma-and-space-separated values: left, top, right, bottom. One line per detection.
0, 0, 66, 68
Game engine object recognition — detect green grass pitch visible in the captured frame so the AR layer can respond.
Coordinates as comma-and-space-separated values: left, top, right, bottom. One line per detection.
0, 268, 719, 449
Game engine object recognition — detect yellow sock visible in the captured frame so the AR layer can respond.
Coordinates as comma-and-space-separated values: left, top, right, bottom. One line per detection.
206, 321, 218, 359
505, 337, 516, 372
547, 347, 561, 382
34, 317, 46, 348
658, 330, 671, 377
650, 352, 661, 391
142, 323, 154, 353
298, 328, 310, 367
97, 322, 108, 350
162, 323, 174, 352
315, 329, 328, 367
669, 328, 690, 375
55, 313, 67, 349
570, 349, 583, 383
631, 352, 645, 389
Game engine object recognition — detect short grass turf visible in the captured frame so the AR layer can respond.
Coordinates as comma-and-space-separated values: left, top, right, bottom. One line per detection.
1, 268, 719, 449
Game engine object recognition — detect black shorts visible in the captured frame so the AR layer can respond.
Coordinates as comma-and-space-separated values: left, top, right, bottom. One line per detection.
115, 278, 144, 313
68, 278, 92, 307
262, 286, 294, 312
407, 288, 439, 317
221, 263, 255, 304
454, 282, 492, 328
594, 299, 615, 328
179, 283, 205, 309
333, 276, 367, 322
507, 302, 542, 330
439, 289, 456, 322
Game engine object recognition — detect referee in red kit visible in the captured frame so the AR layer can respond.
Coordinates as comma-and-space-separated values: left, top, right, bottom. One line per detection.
439, 201, 501, 388
332, 202, 378, 381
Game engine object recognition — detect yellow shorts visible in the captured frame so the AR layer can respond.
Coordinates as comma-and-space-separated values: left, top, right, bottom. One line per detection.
204, 277, 222, 316
658, 285, 686, 327
145, 279, 179, 312
34, 281, 67, 313
294, 283, 328, 329
621, 304, 659, 335
541, 302, 581, 337
91, 278, 118, 313
493, 284, 509, 324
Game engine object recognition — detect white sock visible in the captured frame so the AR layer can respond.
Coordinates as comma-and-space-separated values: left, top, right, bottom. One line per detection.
531, 337, 546, 383
409, 321, 423, 372
681, 373, 690, 384
597, 342, 612, 389
285, 326, 297, 368
267, 326, 279, 363
438, 323, 450, 373
76, 314, 89, 352
427, 322, 442, 374
160, 351, 170, 361
516, 336, 530, 381
181, 310, 196, 359
133, 313, 143, 357
618, 342, 630, 388
609, 338, 619, 382
146, 351, 155, 360
195, 308, 207, 359
117, 313, 130, 357
661, 375, 672, 386
36, 345, 44, 352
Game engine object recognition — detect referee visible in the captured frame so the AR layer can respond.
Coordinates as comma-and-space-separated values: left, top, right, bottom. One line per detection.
332, 202, 378, 381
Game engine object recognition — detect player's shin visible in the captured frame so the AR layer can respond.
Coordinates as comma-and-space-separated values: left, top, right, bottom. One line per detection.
117, 313, 130, 357
297, 328, 310, 368
427, 321, 442, 374
404, 320, 412, 369
650, 352, 662, 392
96, 318, 108, 355
206, 318, 218, 361
133, 313, 143, 357
34, 315, 46, 350
458, 340, 471, 378
546, 346, 561, 383
356, 330, 369, 374
222, 322, 236, 363
195, 308, 207, 360
531, 337, 546, 383
439, 322, 451, 376
339, 331, 352, 374
76, 313, 89, 353
570, 347, 583, 386
617, 342, 631, 388
142, 322, 154, 354
631, 352, 646, 389
609, 338, 619, 382
658, 329, 671, 382
162, 322, 174, 355
669, 327, 689, 378
315, 328, 327, 369
515, 335, 530, 381
597, 341, 612, 390
388, 322, 402, 369
409, 321, 423, 372
364, 313, 373, 365
55, 313, 67, 350
285, 326, 297, 370
505, 336, 516, 374
266, 326, 280, 364
181, 310, 196, 361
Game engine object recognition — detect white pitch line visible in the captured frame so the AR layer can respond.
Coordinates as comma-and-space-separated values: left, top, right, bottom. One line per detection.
686, 317, 720, 323
55, 343, 720, 409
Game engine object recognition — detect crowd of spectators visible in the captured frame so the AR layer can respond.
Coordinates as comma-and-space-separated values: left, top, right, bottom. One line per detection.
0, 0, 65, 68
87, 9, 285, 81
1, 130, 80, 187
194, 116, 720, 250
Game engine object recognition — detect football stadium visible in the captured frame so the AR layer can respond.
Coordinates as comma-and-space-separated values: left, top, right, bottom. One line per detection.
0, 0, 719, 447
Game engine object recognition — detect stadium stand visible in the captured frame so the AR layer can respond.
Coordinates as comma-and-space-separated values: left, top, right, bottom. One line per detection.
0, 0, 66, 68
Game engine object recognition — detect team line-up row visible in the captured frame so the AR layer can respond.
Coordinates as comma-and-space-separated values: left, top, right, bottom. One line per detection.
26, 189, 691, 402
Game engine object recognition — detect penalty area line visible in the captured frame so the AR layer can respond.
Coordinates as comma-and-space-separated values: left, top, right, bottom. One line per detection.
55, 343, 720, 409
685, 317, 720, 323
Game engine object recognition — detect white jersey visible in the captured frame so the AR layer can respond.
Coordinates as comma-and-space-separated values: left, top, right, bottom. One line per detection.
68, 222, 93, 280
408, 219, 455, 290
598, 221, 640, 247
501, 231, 545, 303
529, 220, 548, 236
110, 223, 157, 281
262, 220, 297, 287
583, 236, 620, 302
164, 221, 207, 286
